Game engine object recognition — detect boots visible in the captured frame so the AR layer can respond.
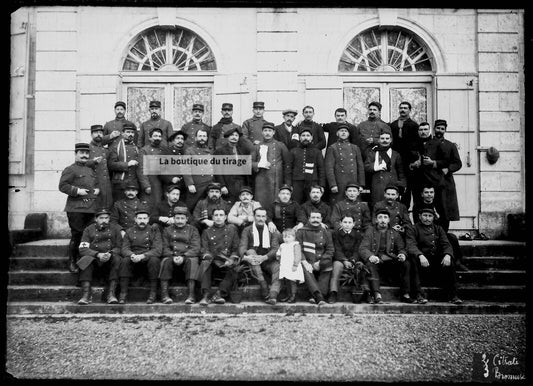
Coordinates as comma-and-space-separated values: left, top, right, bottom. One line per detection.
119, 278, 129, 304
185, 280, 196, 304
199, 289, 210, 306
107, 280, 118, 304
259, 280, 269, 300
161, 280, 172, 304
146, 280, 158, 304
68, 240, 79, 274
78, 281, 91, 305
287, 281, 297, 303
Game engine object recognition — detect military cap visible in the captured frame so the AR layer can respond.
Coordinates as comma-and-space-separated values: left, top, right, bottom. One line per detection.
135, 208, 150, 216
279, 184, 293, 193
149, 127, 163, 137
486, 146, 500, 165
368, 101, 382, 111
122, 123, 136, 132
345, 182, 361, 190
384, 184, 400, 193
224, 127, 243, 138
239, 186, 253, 195
114, 101, 126, 109
419, 207, 435, 216
166, 184, 181, 193
337, 123, 350, 132
222, 103, 233, 110
207, 182, 222, 191
168, 130, 188, 142
192, 103, 204, 112
173, 206, 189, 215
90, 124, 103, 132
262, 121, 275, 131
124, 183, 139, 191
149, 100, 161, 108
434, 119, 447, 128
282, 109, 298, 116
299, 128, 313, 136
375, 208, 390, 217
253, 101, 265, 109
75, 143, 90, 152
95, 208, 111, 217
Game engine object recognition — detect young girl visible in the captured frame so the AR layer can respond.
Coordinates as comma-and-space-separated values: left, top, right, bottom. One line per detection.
276, 228, 305, 303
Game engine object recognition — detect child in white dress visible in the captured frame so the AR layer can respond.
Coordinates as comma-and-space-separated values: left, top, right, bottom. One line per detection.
276, 228, 305, 303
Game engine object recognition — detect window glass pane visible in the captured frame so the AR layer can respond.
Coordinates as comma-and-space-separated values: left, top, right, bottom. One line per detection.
389, 88, 427, 124
126, 87, 165, 127
173, 87, 213, 129
343, 87, 381, 125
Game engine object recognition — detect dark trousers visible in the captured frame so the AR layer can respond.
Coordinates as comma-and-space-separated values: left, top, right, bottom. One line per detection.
330, 260, 369, 293
119, 255, 161, 281
291, 180, 316, 204
365, 258, 411, 296
67, 212, 94, 262
412, 254, 458, 299
146, 175, 163, 210
78, 254, 121, 283
246, 260, 281, 297
185, 180, 210, 212
302, 267, 332, 297
224, 177, 247, 205
112, 183, 126, 203
197, 259, 235, 296
159, 256, 199, 281
446, 232, 463, 263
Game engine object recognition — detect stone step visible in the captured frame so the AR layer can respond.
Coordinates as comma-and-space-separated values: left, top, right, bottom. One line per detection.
9, 257, 70, 270
7, 284, 527, 303
11, 239, 69, 257
455, 270, 526, 285
461, 256, 526, 270
6, 301, 526, 316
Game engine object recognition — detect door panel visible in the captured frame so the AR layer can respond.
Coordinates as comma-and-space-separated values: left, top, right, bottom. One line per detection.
343, 86, 380, 125
173, 85, 213, 129
126, 86, 165, 128
389, 87, 428, 124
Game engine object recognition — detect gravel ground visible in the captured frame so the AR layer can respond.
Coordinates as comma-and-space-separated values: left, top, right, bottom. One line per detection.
6, 313, 526, 381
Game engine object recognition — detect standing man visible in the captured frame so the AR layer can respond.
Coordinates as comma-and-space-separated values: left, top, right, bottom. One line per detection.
180, 103, 211, 149
210, 103, 251, 151
140, 127, 165, 209
103, 101, 138, 146
252, 122, 291, 211
389, 101, 419, 208
357, 101, 392, 159
183, 128, 214, 211
242, 101, 267, 146
108, 123, 151, 202
59, 143, 100, 273
325, 124, 365, 203
87, 124, 112, 209
288, 128, 326, 204
274, 109, 299, 150
295, 106, 326, 151
322, 108, 361, 149
138, 100, 174, 149
160, 130, 188, 195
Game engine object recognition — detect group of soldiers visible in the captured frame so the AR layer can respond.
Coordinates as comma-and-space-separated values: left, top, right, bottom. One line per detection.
59, 99, 465, 306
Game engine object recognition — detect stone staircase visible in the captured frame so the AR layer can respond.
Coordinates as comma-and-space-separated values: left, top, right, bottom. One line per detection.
7, 239, 526, 315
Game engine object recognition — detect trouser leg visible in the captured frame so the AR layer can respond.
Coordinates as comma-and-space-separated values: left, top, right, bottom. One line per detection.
159, 257, 174, 281
318, 270, 332, 295
218, 267, 237, 297
302, 268, 321, 296
366, 261, 381, 294
398, 259, 411, 295
447, 233, 463, 264
329, 261, 344, 293
146, 256, 161, 281
184, 257, 200, 281
291, 181, 305, 204
112, 183, 126, 203
264, 260, 281, 298
78, 259, 95, 282
199, 260, 213, 292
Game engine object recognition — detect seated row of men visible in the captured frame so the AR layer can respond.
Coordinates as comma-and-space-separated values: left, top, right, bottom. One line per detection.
76, 181, 463, 307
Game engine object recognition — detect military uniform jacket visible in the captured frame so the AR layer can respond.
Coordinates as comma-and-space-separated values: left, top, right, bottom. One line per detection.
111, 197, 150, 231
389, 118, 419, 162
301, 200, 332, 228
333, 228, 363, 263
79, 223, 122, 257
364, 146, 406, 205
274, 123, 299, 150
412, 201, 444, 227
238, 224, 281, 261
288, 144, 326, 187
296, 223, 334, 270
149, 199, 190, 227
210, 121, 252, 151
323, 121, 361, 149
181, 121, 211, 149
405, 222, 453, 259
162, 223, 201, 258
200, 223, 240, 265
325, 140, 365, 189
193, 198, 231, 222
138, 118, 174, 149
160, 145, 185, 188
295, 120, 326, 150
86, 141, 112, 209
330, 199, 371, 231
432, 137, 462, 221
103, 118, 138, 146
213, 143, 251, 187
242, 116, 267, 145
108, 139, 150, 190
372, 200, 412, 229
58, 162, 100, 213
357, 119, 392, 158
267, 200, 307, 232
359, 226, 406, 263
122, 224, 163, 258
183, 144, 213, 187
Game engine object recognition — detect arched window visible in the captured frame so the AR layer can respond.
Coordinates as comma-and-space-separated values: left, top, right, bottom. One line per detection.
122, 26, 217, 71
338, 27, 433, 72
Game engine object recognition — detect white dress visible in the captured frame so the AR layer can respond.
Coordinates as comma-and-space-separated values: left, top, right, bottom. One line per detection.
278, 241, 305, 283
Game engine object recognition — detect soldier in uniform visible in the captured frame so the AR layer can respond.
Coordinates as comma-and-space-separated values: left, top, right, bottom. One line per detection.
110, 183, 150, 235
160, 206, 201, 304
266, 185, 307, 234
372, 185, 412, 237
192, 182, 231, 230
149, 185, 191, 231
108, 123, 151, 202
301, 185, 332, 229
183, 128, 214, 211
295, 106, 326, 151
273, 109, 299, 150
197, 208, 241, 305
325, 124, 365, 204
242, 101, 267, 146
77, 208, 122, 305
138, 100, 174, 149
87, 124, 112, 209
330, 182, 371, 232
322, 107, 361, 149
356, 101, 392, 160
59, 142, 100, 273
140, 127, 165, 209
180, 103, 211, 149
102, 101, 138, 147
210, 103, 251, 151
160, 130, 187, 195
119, 209, 163, 304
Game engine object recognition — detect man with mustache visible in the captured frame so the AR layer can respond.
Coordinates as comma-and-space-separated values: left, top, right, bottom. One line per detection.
357, 101, 392, 160
192, 182, 231, 230
242, 101, 268, 146
59, 143, 100, 273
322, 107, 361, 149
266, 185, 306, 234
149, 185, 192, 231
77, 208, 122, 305
183, 128, 214, 211
86, 124, 112, 209
294, 105, 326, 151
160, 130, 188, 195
301, 185, 332, 229
227, 186, 262, 232
110, 184, 150, 237
138, 100, 174, 148
209, 103, 252, 151
330, 182, 371, 233
274, 109, 300, 150
180, 103, 211, 149
287, 128, 326, 204
102, 101, 138, 146
372, 185, 412, 237
140, 127, 165, 209
119, 209, 163, 304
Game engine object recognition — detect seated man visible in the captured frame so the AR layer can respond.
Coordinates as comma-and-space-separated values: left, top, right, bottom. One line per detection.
197, 208, 240, 305
119, 209, 162, 304
149, 185, 191, 230
77, 208, 122, 305
300, 185, 332, 229
372, 184, 412, 236
160, 206, 201, 304
329, 214, 366, 304
406, 207, 463, 305
227, 186, 262, 233
238, 207, 281, 304
296, 210, 335, 305
359, 208, 413, 304
266, 184, 306, 234
110, 183, 150, 236
192, 182, 231, 230
330, 182, 371, 234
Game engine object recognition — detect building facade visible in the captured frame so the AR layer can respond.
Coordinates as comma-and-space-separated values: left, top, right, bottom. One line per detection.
9, 7, 525, 238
